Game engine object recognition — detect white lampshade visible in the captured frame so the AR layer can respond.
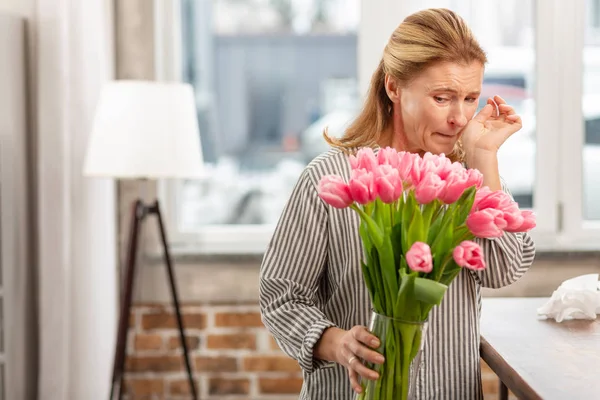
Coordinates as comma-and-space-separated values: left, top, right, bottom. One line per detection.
83, 80, 204, 179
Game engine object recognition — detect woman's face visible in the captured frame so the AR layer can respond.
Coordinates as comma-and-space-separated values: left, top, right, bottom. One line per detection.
387, 61, 484, 155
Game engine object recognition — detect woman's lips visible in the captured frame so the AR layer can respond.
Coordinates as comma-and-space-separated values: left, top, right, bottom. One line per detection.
434, 132, 455, 138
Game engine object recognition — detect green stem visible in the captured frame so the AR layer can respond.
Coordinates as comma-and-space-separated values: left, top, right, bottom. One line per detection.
454, 224, 474, 243
350, 204, 383, 247
434, 254, 453, 282
439, 267, 463, 287
399, 323, 417, 400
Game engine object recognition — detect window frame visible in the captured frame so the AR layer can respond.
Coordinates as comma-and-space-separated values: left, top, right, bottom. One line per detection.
157, 0, 600, 254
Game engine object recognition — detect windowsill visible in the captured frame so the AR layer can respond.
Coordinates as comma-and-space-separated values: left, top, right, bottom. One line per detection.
144, 245, 600, 265
532, 250, 600, 262
143, 244, 265, 265
137, 247, 599, 304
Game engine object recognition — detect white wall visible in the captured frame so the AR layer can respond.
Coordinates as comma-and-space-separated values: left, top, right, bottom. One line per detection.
0, 0, 119, 398
36, 0, 119, 396
0, 12, 36, 400
0, 0, 35, 18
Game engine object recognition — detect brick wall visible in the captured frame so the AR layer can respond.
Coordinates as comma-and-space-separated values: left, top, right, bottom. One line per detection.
124, 304, 302, 400
123, 303, 515, 400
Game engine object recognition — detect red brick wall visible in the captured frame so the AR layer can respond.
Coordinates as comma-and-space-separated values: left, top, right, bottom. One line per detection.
123, 304, 512, 400
124, 304, 302, 399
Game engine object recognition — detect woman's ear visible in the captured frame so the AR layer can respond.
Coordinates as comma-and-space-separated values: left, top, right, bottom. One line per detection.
384, 74, 401, 104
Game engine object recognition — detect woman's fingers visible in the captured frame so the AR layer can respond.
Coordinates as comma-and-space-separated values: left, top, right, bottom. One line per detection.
486, 97, 500, 117
473, 103, 495, 124
352, 326, 380, 348
348, 365, 362, 393
506, 114, 522, 125
493, 95, 507, 105
349, 340, 385, 365
351, 326, 385, 365
343, 347, 377, 393
498, 103, 515, 115
348, 355, 379, 380
341, 326, 385, 393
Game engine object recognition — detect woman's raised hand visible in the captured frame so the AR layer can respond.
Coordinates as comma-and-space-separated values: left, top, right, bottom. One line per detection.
461, 95, 523, 165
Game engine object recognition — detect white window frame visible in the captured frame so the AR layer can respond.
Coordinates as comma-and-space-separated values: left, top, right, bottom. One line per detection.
156, 0, 600, 254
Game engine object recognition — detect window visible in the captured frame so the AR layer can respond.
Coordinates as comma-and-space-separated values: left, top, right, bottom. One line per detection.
160, 0, 360, 253
584, 0, 600, 221
158, 0, 600, 253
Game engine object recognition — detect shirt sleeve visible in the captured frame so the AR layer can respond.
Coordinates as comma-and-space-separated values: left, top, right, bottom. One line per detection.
259, 166, 337, 374
471, 178, 536, 288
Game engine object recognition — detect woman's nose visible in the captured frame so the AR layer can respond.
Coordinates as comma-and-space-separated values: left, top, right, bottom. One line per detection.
449, 108, 468, 128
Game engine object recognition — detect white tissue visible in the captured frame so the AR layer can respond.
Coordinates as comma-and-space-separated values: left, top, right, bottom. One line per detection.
536, 274, 600, 322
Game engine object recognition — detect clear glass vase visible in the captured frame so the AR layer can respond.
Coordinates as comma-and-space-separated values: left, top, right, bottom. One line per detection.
355, 311, 428, 400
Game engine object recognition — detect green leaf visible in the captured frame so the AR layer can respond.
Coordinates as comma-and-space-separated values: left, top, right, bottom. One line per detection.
395, 269, 419, 321
378, 234, 399, 313
414, 277, 448, 305
351, 204, 384, 248
401, 193, 414, 255
375, 198, 391, 231
453, 224, 474, 245
429, 207, 455, 254
361, 261, 376, 305
394, 196, 404, 229
359, 221, 372, 262
455, 186, 477, 224
368, 247, 388, 314
422, 199, 440, 232
391, 223, 403, 276
427, 209, 444, 243
406, 205, 425, 247
438, 259, 463, 287
431, 213, 454, 262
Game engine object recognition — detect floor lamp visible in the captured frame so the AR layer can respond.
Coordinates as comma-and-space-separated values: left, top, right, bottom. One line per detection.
83, 81, 205, 400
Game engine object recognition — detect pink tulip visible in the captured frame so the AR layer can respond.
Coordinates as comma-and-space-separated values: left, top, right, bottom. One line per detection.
348, 168, 377, 205
501, 208, 525, 231
466, 208, 507, 238
472, 187, 514, 213
423, 152, 452, 177
438, 169, 470, 204
349, 147, 378, 172
465, 168, 484, 189
375, 165, 403, 203
472, 186, 493, 207
506, 210, 536, 232
318, 175, 353, 209
437, 160, 464, 181
453, 241, 486, 271
397, 151, 417, 184
406, 242, 433, 273
377, 146, 400, 168
414, 172, 444, 204
411, 155, 440, 187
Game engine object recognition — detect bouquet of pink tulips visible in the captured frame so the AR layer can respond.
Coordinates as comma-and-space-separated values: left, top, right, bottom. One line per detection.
318, 147, 535, 400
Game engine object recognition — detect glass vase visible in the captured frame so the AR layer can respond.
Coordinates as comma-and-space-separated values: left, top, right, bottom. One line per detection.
355, 311, 428, 400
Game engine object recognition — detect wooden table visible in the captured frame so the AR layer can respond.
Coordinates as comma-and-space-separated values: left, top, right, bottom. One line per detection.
480, 297, 600, 400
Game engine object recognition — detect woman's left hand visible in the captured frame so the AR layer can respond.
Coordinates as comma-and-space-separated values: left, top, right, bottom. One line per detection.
460, 95, 522, 164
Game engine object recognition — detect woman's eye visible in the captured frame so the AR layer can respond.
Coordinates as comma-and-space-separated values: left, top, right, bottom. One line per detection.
466, 97, 477, 103
434, 96, 447, 103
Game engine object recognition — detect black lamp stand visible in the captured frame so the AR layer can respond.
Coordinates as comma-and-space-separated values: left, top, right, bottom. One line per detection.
109, 199, 197, 400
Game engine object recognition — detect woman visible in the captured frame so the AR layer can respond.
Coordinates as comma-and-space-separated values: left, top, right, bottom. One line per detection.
259, 8, 535, 400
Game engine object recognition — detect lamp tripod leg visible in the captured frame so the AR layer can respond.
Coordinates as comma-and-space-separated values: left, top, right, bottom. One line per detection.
153, 200, 198, 399
109, 200, 145, 400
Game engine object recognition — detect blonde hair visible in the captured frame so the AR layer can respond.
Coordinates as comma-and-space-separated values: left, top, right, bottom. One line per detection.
325, 8, 487, 161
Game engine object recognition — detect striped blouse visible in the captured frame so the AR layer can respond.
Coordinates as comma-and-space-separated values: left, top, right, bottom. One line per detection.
259, 148, 536, 400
